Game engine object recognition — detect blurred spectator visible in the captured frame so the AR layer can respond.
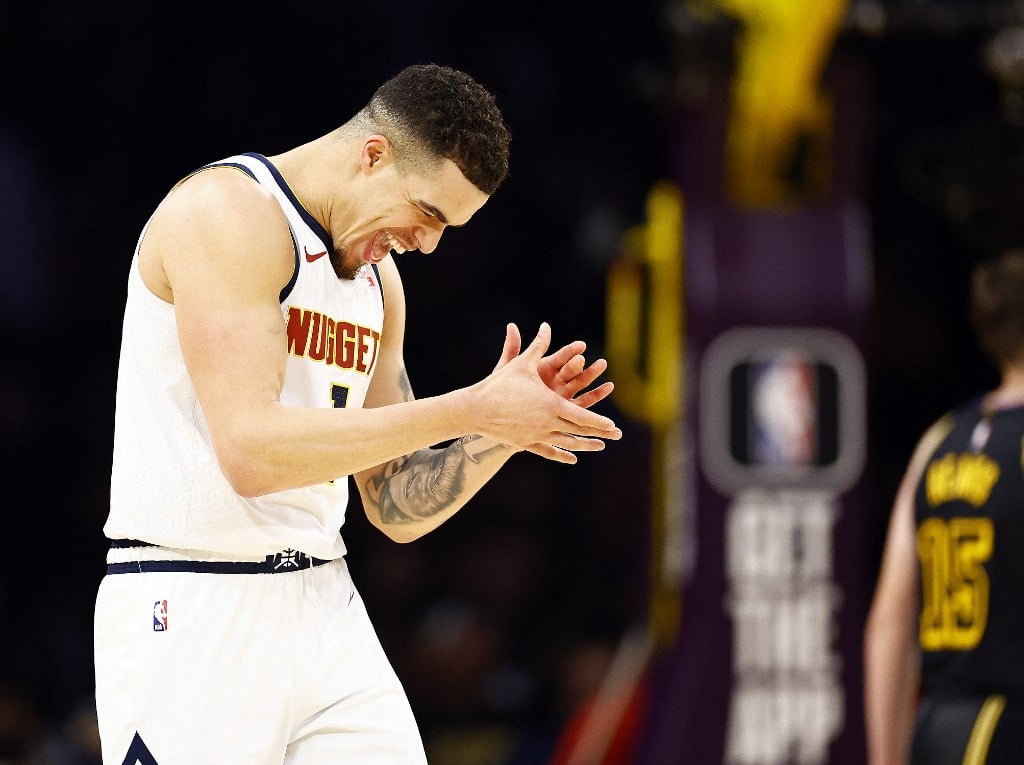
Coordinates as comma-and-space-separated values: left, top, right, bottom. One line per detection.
0, 128, 52, 331
0, 685, 99, 765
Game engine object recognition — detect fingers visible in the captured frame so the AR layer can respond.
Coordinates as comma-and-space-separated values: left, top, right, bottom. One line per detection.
571, 381, 614, 410
567, 357, 607, 389
521, 433, 611, 464
483, 322, 622, 459
547, 433, 608, 452
554, 354, 587, 383
522, 322, 553, 365
555, 356, 606, 395
493, 323, 522, 372
540, 340, 587, 373
557, 404, 622, 439
506, 323, 522, 355
523, 443, 578, 464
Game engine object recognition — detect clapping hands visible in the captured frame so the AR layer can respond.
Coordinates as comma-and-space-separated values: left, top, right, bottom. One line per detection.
479, 322, 621, 462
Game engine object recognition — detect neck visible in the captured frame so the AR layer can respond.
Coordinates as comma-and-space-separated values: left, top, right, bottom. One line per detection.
267, 133, 358, 237
985, 362, 1024, 410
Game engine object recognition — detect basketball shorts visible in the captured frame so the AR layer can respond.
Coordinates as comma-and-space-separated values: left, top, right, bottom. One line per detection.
912, 692, 1024, 765
94, 545, 427, 764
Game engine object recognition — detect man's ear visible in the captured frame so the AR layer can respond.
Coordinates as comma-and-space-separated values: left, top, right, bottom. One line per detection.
361, 135, 391, 172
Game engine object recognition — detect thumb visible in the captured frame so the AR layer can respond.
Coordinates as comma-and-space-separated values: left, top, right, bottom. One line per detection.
522, 322, 553, 365
493, 323, 522, 372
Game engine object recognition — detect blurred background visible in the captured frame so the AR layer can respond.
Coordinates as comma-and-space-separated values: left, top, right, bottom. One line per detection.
2, 0, 1024, 762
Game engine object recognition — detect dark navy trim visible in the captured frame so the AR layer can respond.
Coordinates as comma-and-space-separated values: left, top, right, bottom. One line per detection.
280, 226, 300, 303
241, 152, 334, 254
123, 732, 158, 764
173, 161, 258, 193
240, 152, 324, 303
203, 155, 302, 302
371, 263, 384, 305
106, 545, 333, 575
181, 157, 298, 300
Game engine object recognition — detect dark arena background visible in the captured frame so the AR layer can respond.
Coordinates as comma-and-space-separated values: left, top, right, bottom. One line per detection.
1, 0, 1022, 762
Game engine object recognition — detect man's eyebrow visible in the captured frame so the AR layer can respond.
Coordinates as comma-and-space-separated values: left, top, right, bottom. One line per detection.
415, 200, 460, 227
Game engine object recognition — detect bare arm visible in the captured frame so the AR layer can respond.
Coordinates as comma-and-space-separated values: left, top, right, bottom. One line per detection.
148, 170, 621, 499
864, 417, 951, 765
355, 261, 616, 542
357, 432, 515, 542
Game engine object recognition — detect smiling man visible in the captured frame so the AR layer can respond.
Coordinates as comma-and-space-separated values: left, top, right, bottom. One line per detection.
94, 64, 621, 764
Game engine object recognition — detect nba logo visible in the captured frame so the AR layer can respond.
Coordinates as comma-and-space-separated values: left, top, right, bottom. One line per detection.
750, 351, 818, 468
153, 600, 168, 632
700, 328, 863, 493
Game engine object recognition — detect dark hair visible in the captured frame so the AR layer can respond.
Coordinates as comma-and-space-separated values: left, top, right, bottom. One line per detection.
365, 64, 510, 195
970, 249, 1024, 366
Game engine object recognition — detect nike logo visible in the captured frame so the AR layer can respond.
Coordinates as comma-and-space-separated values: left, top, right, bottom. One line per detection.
304, 246, 328, 263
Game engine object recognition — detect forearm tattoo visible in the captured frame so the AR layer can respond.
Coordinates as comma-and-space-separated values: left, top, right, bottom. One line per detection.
364, 435, 506, 525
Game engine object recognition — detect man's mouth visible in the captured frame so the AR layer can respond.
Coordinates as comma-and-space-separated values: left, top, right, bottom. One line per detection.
384, 231, 408, 254
365, 230, 409, 263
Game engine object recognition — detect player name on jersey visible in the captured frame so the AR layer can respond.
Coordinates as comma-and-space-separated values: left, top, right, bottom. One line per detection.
925, 452, 1000, 508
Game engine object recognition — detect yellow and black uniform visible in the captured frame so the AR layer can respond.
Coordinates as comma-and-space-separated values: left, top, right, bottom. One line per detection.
911, 398, 1024, 764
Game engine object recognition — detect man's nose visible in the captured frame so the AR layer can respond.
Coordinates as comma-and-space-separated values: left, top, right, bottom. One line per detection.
416, 223, 445, 254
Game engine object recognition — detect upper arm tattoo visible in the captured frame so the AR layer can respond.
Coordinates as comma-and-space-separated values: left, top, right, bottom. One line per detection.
364, 435, 506, 525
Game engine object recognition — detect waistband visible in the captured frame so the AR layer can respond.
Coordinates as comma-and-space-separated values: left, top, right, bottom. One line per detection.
105, 539, 334, 575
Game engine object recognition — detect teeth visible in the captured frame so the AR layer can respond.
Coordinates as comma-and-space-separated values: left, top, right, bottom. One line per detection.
384, 231, 406, 254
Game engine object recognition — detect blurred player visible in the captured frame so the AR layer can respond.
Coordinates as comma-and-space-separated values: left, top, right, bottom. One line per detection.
864, 250, 1024, 764
94, 64, 621, 764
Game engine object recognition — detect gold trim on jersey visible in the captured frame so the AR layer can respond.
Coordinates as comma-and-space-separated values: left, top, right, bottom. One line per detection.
962, 693, 1006, 765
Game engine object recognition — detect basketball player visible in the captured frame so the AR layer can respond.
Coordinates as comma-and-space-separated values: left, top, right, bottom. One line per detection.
94, 64, 622, 764
864, 250, 1024, 764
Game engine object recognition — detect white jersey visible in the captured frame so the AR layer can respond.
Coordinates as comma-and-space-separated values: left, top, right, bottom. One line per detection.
106, 153, 385, 560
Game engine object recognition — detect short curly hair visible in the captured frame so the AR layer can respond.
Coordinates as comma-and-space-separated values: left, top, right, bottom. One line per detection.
970, 249, 1024, 367
363, 64, 510, 195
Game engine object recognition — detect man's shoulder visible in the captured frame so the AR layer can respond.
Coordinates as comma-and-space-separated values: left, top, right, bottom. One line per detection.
143, 162, 293, 286
153, 165, 289, 247
168, 164, 278, 217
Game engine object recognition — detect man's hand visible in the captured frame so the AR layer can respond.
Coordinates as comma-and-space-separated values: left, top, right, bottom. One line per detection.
493, 323, 614, 409
479, 322, 621, 463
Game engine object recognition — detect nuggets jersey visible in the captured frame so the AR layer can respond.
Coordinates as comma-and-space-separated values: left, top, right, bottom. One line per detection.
914, 399, 1024, 698
106, 153, 385, 560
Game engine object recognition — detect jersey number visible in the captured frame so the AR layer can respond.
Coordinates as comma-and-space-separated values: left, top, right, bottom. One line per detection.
917, 516, 994, 650
331, 384, 350, 409
325, 384, 350, 486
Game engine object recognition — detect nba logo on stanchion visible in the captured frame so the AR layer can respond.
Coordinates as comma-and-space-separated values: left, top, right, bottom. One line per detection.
699, 328, 865, 494
153, 600, 168, 632
750, 351, 818, 468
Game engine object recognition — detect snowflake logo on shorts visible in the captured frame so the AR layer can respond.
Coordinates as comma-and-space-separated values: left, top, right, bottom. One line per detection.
273, 549, 305, 570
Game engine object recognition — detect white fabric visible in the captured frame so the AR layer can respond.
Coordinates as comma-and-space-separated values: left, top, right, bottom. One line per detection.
105, 153, 384, 559
94, 559, 427, 764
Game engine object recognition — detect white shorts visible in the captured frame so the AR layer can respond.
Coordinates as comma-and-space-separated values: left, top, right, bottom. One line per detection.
94, 547, 427, 764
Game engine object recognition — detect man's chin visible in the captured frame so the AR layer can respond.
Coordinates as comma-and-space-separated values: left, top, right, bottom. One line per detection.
330, 251, 362, 281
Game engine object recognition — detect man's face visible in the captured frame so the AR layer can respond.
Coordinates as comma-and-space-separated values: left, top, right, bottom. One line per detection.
330, 155, 490, 281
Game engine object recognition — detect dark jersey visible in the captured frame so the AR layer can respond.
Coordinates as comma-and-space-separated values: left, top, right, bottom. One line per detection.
914, 399, 1024, 699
